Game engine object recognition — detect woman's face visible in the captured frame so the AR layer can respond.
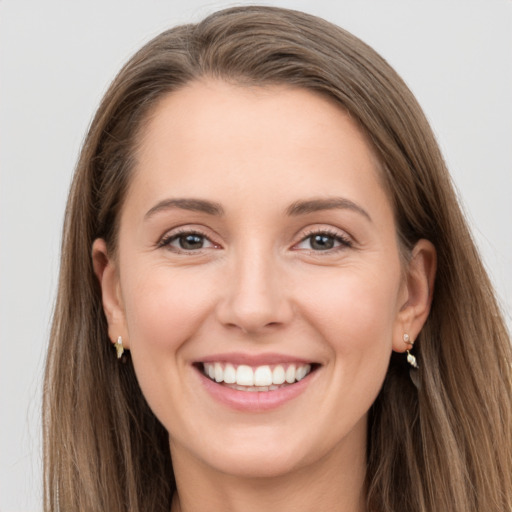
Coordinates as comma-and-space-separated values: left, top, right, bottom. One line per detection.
95, 80, 431, 479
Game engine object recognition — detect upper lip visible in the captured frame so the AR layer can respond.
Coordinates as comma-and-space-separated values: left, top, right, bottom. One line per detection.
196, 352, 318, 366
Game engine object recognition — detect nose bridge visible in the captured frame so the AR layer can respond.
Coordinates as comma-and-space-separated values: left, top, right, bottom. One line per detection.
218, 239, 291, 333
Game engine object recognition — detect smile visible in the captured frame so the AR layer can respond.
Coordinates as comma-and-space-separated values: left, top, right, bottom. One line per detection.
202, 362, 312, 391
196, 356, 319, 411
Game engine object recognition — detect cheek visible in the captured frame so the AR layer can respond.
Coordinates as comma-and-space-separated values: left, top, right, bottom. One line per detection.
298, 265, 401, 351
121, 265, 216, 353
295, 262, 401, 413
118, 265, 219, 427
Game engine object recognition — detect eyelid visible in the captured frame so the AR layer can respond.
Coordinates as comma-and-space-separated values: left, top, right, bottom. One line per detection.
292, 226, 353, 252
156, 225, 221, 252
155, 224, 353, 253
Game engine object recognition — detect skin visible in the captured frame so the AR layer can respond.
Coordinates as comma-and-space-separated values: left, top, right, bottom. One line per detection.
93, 80, 436, 512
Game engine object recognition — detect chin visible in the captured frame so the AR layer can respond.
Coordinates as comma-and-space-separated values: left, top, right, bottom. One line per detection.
201, 444, 311, 479
175, 421, 351, 480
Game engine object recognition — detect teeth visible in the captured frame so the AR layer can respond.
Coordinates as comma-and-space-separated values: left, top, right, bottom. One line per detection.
296, 365, 308, 381
272, 365, 286, 385
203, 362, 312, 388
223, 363, 236, 384
285, 364, 296, 384
214, 362, 223, 382
236, 365, 254, 386
254, 365, 272, 386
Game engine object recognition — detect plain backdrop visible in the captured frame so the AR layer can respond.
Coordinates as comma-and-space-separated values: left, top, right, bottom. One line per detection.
1, 1, 511, 510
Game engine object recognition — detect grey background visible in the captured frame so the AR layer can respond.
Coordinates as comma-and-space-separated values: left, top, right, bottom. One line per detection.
1, 1, 511, 510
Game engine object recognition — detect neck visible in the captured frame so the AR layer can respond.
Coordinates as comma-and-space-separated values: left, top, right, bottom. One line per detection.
170, 427, 367, 512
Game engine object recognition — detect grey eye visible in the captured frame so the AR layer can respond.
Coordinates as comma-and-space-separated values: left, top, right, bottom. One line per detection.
176, 234, 206, 250
162, 232, 216, 251
295, 231, 351, 252
309, 234, 336, 250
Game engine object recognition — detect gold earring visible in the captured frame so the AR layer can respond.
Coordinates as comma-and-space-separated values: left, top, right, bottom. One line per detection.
403, 333, 419, 369
116, 336, 124, 359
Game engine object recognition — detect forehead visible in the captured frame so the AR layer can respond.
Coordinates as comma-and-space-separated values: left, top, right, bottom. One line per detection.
138, 80, 372, 157
127, 80, 390, 219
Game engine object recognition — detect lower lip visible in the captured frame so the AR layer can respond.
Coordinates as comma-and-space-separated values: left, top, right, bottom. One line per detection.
197, 369, 315, 412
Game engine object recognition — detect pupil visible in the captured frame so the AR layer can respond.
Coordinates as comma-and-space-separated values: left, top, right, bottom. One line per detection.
311, 234, 334, 250
180, 234, 203, 250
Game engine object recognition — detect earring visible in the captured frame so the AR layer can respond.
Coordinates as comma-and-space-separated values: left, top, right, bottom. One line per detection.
115, 336, 124, 359
403, 333, 419, 369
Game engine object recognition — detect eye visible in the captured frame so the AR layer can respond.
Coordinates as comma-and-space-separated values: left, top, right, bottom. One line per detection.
159, 230, 217, 252
295, 231, 352, 251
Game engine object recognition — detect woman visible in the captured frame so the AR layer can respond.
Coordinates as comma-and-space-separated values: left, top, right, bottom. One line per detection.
43, 6, 512, 512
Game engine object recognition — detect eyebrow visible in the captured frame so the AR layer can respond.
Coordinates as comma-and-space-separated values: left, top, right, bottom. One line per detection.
285, 197, 372, 222
144, 196, 371, 222
144, 198, 225, 220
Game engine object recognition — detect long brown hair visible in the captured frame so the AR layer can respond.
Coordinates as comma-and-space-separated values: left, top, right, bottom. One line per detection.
44, 6, 512, 511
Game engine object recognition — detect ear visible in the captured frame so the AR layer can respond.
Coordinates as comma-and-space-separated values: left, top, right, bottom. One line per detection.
92, 238, 130, 349
393, 239, 437, 352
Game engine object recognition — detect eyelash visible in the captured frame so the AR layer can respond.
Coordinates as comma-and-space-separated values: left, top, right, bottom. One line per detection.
157, 228, 216, 254
157, 228, 353, 254
294, 228, 353, 253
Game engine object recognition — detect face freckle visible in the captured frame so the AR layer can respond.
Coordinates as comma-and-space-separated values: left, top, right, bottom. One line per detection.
110, 79, 407, 480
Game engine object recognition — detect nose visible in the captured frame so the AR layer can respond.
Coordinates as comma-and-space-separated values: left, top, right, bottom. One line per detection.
215, 247, 294, 334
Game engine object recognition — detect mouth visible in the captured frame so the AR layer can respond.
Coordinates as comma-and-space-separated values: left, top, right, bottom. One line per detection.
199, 362, 316, 392
194, 354, 320, 411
